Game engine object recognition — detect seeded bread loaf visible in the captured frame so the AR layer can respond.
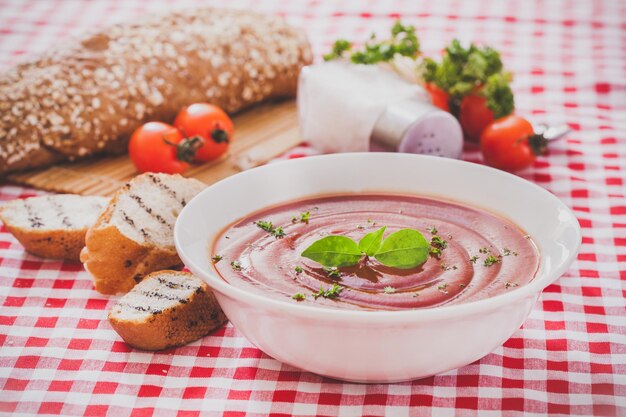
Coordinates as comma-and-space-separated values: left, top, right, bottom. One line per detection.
0, 194, 108, 261
80, 173, 205, 295
109, 270, 227, 350
0, 8, 312, 175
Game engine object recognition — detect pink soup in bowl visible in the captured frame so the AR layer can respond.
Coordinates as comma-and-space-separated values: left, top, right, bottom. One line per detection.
175, 153, 581, 383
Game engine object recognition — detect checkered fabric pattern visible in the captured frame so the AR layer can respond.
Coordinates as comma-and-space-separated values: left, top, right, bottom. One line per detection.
1, 0, 625, 415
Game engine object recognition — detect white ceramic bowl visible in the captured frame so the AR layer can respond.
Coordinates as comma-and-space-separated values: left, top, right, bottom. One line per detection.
175, 153, 581, 383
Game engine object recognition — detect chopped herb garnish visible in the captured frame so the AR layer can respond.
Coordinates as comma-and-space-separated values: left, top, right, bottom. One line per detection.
294, 266, 303, 274
313, 283, 344, 300
484, 255, 501, 267
366, 218, 378, 227
323, 266, 341, 278
524, 235, 531, 240
459, 283, 466, 288
437, 283, 448, 293
211, 254, 223, 263
429, 247, 442, 258
230, 260, 242, 271
292, 211, 311, 224
429, 235, 448, 258
505, 282, 519, 289
440, 263, 457, 271
254, 220, 286, 239
427, 226, 438, 235
292, 293, 306, 301
502, 248, 518, 256
254, 220, 274, 232
325, 21, 420, 64
469, 255, 479, 264
383, 286, 396, 294
323, 39, 352, 61
413, 292, 420, 297
479, 247, 489, 254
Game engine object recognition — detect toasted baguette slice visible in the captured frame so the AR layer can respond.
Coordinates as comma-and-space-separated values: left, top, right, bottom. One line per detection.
108, 271, 227, 350
80, 173, 205, 295
0, 194, 108, 261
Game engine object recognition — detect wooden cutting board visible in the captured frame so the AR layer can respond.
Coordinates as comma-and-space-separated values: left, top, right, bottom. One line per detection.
6, 100, 302, 197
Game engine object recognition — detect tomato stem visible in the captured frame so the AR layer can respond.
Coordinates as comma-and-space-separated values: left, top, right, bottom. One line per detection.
211, 128, 229, 144
528, 132, 548, 156
163, 135, 204, 163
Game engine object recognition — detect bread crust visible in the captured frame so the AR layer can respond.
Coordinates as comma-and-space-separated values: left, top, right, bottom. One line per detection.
108, 271, 228, 350
0, 194, 108, 261
0, 8, 312, 175
81, 194, 180, 295
81, 224, 181, 295
1, 223, 87, 261
81, 173, 204, 294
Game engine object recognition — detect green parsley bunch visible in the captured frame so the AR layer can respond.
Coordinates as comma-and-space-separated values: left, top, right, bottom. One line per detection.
422, 39, 514, 119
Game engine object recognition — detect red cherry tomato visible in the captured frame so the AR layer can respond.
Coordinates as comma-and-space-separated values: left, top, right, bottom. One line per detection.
128, 122, 191, 174
480, 115, 547, 172
459, 94, 494, 142
424, 83, 450, 112
174, 103, 234, 162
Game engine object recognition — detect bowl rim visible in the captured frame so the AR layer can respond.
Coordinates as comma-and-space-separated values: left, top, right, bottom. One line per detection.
175, 152, 582, 323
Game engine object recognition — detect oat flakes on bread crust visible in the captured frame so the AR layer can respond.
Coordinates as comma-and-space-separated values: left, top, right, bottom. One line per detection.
108, 270, 227, 350
80, 173, 205, 295
0, 194, 108, 261
0, 8, 312, 175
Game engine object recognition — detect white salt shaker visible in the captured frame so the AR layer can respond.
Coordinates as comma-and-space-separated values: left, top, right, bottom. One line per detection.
298, 61, 463, 159
370, 98, 463, 157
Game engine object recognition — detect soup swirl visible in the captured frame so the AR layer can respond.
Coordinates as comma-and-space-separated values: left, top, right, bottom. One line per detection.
212, 194, 539, 311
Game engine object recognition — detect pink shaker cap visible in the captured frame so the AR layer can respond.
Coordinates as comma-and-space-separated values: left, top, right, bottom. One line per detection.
370, 98, 463, 159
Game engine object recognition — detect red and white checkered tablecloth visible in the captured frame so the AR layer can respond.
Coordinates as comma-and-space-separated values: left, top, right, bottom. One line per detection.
1, 0, 625, 415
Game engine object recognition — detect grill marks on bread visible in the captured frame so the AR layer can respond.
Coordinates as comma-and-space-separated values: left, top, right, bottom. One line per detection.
0, 194, 109, 261
129, 194, 168, 226
116, 303, 164, 315
113, 273, 203, 317
148, 173, 188, 207
48, 196, 73, 228
108, 271, 228, 350
108, 173, 203, 246
157, 276, 199, 291
1, 194, 108, 231
80, 173, 206, 295
24, 200, 44, 229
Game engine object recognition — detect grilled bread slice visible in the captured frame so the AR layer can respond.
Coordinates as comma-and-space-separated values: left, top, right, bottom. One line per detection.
109, 270, 227, 350
80, 173, 205, 295
0, 194, 108, 261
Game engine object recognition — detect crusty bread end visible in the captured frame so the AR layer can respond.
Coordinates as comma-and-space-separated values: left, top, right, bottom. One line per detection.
0, 194, 108, 261
81, 173, 205, 294
3, 226, 88, 261
108, 271, 227, 350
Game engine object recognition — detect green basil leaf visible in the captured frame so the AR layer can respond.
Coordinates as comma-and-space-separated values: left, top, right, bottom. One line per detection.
301, 236, 362, 268
374, 229, 429, 269
358, 226, 386, 257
